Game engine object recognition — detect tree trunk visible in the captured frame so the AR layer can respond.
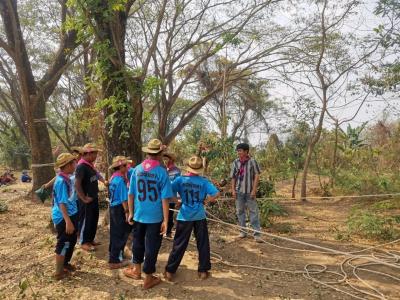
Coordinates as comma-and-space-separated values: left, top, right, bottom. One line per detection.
90, 1, 142, 163
291, 172, 298, 199
28, 97, 55, 190
300, 88, 328, 201
330, 120, 339, 188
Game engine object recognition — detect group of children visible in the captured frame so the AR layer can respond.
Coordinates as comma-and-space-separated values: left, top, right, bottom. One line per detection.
51, 139, 220, 289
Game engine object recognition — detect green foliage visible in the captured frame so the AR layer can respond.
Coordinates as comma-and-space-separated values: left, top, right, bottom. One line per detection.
257, 178, 276, 198
0, 125, 30, 169
0, 200, 8, 213
347, 210, 399, 240
258, 200, 287, 227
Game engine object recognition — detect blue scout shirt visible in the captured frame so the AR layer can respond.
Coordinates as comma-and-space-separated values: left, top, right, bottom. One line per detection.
109, 175, 128, 207
51, 175, 78, 225
172, 175, 218, 221
127, 167, 134, 183
168, 166, 181, 182
128, 163, 173, 223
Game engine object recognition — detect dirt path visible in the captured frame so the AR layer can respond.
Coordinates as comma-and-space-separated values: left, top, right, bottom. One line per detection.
1, 183, 399, 299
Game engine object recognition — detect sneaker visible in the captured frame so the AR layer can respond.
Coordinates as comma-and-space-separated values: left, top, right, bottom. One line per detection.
254, 236, 263, 243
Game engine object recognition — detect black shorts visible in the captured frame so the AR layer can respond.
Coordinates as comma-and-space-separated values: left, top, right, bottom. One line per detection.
55, 214, 78, 255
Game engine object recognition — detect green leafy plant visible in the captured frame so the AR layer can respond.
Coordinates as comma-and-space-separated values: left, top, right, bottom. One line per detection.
347, 210, 399, 240
258, 200, 287, 227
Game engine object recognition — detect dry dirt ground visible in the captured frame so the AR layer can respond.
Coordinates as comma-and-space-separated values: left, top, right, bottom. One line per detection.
1, 182, 400, 300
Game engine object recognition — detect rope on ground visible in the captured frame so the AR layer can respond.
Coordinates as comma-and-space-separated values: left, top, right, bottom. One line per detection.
217, 192, 400, 201
194, 209, 400, 300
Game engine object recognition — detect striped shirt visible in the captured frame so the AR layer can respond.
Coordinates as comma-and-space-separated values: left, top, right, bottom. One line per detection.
230, 158, 261, 194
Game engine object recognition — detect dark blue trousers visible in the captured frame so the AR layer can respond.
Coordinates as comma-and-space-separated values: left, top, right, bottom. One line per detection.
165, 219, 211, 273
167, 203, 176, 235
78, 198, 99, 244
131, 221, 163, 274
55, 214, 78, 266
109, 204, 131, 263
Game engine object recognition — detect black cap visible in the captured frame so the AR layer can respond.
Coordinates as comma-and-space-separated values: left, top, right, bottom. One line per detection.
236, 143, 250, 151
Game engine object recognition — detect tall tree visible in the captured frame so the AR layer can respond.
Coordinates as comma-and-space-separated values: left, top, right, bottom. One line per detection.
282, 0, 382, 200
0, 0, 79, 189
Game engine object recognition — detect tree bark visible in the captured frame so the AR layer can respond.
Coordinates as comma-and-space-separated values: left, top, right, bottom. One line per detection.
0, 0, 79, 190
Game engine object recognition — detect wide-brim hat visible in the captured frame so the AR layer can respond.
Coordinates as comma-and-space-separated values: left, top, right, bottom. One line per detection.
185, 155, 204, 174
70, 146, 84, 155
163, 152, 176, 161
142, 139, 163, 154
55, 153, 77, 168
109, 156, 129, 170
82, 143, 102, 153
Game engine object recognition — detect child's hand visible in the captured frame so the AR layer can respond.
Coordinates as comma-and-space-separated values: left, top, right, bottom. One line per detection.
128, 214, 134, 225
85, 196, 93, 203
66, 220, 75, 235
160, 221, 167, 235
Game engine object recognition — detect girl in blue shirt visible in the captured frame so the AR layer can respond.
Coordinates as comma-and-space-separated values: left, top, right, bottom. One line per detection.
51, 153, 78, 280
108, 156, 131, 269
164, 155, 219, 282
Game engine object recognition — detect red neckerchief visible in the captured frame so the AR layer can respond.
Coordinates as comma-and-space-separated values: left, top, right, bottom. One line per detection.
167, 161, 175, 171
78, 158, 96, 171
142, 159, 160, 172
186, 172, 198, 177
237, 155, 250, 181
110, 171, 128, 184
58, 172, 72, 197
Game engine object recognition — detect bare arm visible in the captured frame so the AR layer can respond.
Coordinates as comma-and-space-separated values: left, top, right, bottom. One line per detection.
59, 203, 74, 234
43, 176, 56, 189
251, 174, 260, 198
205, 192, 220, 205
160, 199, 169, 235
75, 176, 92, 203
231, 178, 237, 197
127, 193, 134, 224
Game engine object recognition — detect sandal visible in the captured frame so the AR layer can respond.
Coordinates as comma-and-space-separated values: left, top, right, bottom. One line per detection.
54, 271, 69, 281
63, 264, 78, 272
109, 261, 129, 270
81, 243, 95, 252
163, 271, 174, 282
143, 275, 162, 289
123, 267, 142, 280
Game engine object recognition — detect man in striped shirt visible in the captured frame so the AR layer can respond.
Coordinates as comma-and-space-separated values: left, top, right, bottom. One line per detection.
230, 143, 262, 243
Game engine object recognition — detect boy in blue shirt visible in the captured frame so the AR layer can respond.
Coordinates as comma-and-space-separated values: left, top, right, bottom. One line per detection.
124, 139, 173, 289
51, 153, 78, 280
108, 156, 131, 269
164, 155, 219, 281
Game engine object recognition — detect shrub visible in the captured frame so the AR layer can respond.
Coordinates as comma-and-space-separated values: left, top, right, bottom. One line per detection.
258, 199, 287, 227
347, 210, 399, 240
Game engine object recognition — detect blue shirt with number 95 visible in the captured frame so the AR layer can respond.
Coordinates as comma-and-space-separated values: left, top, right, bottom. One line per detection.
128, 163, 173, 223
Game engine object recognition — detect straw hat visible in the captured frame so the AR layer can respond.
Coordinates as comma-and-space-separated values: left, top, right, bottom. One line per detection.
163, 151, 176, 161
82, 143, 102, 153
185, 155, 204, 174
55, 153, 77, 168
142, 139, 163, 154
109, 156, 129, 170
70, 146, 84, 154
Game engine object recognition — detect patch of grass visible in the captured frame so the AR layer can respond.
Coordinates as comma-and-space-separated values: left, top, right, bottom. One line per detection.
0, 199, 8, 213
258, 199, 287, 227
371, 199, 400, 211
347, 210, 399, 240
274, 222, 294, 234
